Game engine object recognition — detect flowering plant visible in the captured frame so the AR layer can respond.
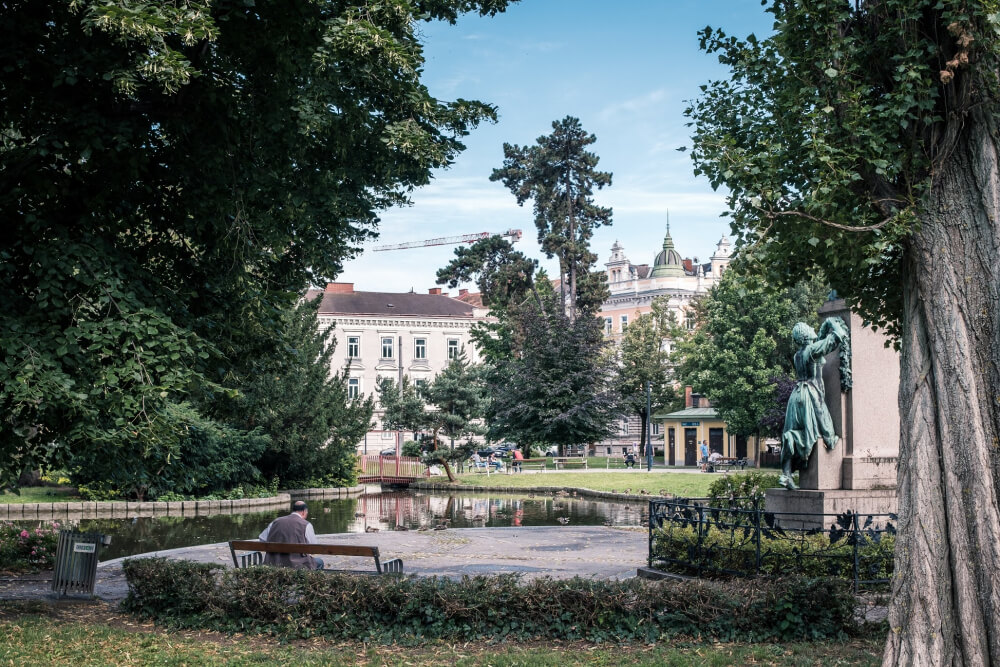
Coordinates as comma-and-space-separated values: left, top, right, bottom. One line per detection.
0, 520, 61, 572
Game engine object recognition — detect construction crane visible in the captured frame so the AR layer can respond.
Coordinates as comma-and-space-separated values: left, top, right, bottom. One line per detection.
373, 228, 522, 252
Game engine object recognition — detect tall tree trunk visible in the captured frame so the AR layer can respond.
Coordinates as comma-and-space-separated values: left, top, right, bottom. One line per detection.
884, 107, 1000, 666
567, 176, 577, 323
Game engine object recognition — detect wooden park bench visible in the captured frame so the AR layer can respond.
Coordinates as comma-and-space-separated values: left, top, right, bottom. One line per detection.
229, 540, 403, 575
606, 456, 639, 470
710, 457, 750, 473
552, 456, 588, 470
517, 457, 548, 472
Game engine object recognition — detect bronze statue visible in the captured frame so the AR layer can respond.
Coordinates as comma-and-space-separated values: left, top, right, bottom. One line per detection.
780, 317, 849, 490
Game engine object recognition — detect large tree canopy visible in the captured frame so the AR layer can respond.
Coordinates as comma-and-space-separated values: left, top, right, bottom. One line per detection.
490, 116, 612, 322
687, 2, 1000, 664
0, 0, 510, 489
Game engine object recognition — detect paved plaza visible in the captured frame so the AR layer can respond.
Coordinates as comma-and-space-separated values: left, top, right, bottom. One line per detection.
1, 525, 648, 603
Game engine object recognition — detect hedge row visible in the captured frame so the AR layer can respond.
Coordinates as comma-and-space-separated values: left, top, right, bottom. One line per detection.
652, 525, 895, 582
122, 558, 858, 644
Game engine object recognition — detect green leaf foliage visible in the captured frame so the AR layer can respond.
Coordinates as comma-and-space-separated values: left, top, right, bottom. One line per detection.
685, 0, 997, 337
490, 116, 612, 321
0, 0, 510, 489
122, 557, 860, 643
673, 269, 827, 436
615, 299, 683, 449
487, 282, 618, 451
216, 297, 373, 489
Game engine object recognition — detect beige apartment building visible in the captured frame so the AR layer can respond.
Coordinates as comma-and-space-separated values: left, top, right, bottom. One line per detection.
314, 282, 486, 454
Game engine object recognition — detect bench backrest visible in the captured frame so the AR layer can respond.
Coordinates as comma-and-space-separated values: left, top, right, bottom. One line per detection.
229, 540, 378, 557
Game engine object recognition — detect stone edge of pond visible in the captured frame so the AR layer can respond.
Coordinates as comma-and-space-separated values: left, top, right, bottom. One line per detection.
410, 481, 671, 503
1, 485, 368, 522
0, 493, 294, 521
283, 485, 365, 499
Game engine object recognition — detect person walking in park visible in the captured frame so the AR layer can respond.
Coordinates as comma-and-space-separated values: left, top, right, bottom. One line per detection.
259, 500, 323, 570
699, 440, 709, 472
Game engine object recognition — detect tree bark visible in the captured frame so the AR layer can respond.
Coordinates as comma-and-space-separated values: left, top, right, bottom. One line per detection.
884, 105, 1000, 666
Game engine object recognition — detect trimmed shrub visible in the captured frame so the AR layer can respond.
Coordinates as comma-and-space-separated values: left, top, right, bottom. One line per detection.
707, 472, 782, 510
651, 523, 894, 582
122, 558, 859, 643
0, 521, 60, 572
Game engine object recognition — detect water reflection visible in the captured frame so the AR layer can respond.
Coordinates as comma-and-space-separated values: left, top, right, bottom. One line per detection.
63, 490, 647, 561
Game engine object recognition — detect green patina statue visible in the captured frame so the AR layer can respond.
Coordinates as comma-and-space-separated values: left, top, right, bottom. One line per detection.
780, 316, 850, 490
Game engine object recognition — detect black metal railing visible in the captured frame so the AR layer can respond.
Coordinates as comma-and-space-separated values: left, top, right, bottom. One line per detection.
647, 498, 895, 591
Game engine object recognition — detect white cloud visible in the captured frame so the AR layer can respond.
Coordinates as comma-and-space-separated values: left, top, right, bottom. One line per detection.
597, 89, 668, 121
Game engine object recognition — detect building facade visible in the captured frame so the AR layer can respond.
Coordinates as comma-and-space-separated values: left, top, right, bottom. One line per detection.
596, 220, 733, 457
599, 221, 732, 343
314, 282, 486, 453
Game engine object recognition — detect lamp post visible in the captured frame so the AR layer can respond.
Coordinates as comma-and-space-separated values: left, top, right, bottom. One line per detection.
645, 380, 653, 471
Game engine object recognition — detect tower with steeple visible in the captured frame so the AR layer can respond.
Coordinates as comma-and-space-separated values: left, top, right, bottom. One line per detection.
649, 214, 685, 279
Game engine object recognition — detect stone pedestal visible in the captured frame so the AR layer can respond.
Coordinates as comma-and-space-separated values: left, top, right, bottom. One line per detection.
766, 299, 899, 526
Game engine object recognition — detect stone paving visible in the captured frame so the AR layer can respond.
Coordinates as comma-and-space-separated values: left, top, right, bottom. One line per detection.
0, 525, 648, 604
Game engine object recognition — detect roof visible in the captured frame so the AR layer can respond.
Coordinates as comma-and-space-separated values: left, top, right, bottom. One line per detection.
456, 291, 484, 307
652, 407, 719, 420
318, 291, 475, 317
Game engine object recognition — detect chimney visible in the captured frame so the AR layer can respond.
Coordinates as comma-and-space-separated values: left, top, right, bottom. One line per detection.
325, 282, 354, 294
458, 289, 469, 297
685, 385, 693, 409
428, 288, 442, 295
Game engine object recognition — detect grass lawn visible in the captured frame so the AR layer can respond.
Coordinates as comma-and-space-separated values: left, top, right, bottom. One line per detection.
0, 606, 884, 666
0, 486, 81, 504
447, 471, 719, 497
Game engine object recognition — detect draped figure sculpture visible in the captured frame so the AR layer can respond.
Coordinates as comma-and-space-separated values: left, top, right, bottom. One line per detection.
780, 317, 849, 490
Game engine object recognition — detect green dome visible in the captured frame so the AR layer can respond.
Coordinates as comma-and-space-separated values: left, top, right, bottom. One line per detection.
650, 223, 684, 278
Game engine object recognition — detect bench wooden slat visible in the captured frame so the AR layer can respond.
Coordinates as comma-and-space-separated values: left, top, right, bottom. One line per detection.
229, 540, 403, 575
229, 541, 378, 557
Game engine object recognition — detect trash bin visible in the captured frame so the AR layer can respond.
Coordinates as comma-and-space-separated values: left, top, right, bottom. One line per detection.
51, 530, 112, 597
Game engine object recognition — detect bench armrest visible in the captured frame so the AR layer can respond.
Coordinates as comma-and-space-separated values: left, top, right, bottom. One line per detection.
381, 558, 404, 574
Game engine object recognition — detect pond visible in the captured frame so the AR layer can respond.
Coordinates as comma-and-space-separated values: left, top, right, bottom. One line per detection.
52, 489, 649, 561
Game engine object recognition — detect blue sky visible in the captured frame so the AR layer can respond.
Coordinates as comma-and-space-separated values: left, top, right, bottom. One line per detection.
337, 1, 775, 294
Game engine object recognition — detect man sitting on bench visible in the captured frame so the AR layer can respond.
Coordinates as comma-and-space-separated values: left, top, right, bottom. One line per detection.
258, 500, 322, 570
622, 448, 636, 468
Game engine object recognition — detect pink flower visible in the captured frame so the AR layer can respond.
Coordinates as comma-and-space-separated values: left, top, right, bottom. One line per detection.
19, 530, 29, 538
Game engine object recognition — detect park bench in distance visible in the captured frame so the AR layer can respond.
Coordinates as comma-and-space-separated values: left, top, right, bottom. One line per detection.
519, 457, 547, 471
228, 540, 403, 575
552, 456, 588, 470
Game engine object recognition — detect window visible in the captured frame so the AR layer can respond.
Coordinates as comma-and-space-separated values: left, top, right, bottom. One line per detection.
381, 336, 394, 359
447, 339, 459, 360
620, 418, 630, 435
620, 315, 628, 331
652, 422, 661, 435
604, 317, 612, 334
414, 338, 427, 360
685, 312, 696, 331
347, 336, 360, 358
347, 378, 360, 399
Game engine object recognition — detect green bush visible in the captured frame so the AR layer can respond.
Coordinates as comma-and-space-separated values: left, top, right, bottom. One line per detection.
707, 471, 782, 510
401, 440, 423, 457
0, 520, 60, 572
651, 523, 894, 582
122, 558, 859, 643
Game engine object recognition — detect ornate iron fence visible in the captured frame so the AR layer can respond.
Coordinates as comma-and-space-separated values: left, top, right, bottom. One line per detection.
647, 498, 895, 591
